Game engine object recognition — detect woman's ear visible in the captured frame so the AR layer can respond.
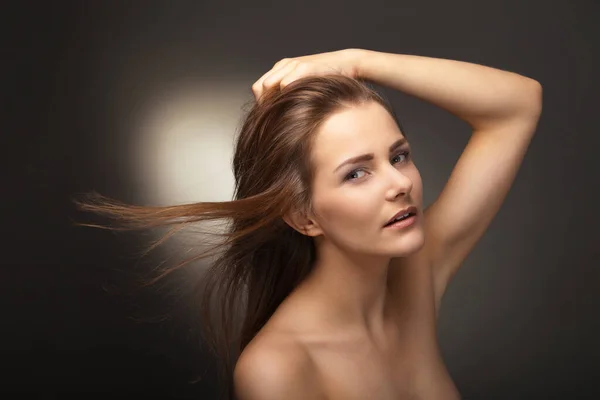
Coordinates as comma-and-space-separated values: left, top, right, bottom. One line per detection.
282, 209, 322, 237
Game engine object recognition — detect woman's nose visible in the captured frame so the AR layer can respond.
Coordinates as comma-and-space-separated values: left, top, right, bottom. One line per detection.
385, 166, 413, 200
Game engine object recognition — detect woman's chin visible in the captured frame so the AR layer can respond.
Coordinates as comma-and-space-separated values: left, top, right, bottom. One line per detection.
388, 228, 426, 257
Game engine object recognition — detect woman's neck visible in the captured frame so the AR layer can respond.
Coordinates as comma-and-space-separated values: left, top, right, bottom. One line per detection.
294, 242, 393, 338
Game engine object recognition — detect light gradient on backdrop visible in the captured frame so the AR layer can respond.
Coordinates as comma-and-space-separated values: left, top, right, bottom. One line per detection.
125, 79, 255, 272
129, 81, 253, 206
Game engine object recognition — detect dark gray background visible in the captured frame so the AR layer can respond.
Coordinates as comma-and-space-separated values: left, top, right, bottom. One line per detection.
3, 0, 598, 398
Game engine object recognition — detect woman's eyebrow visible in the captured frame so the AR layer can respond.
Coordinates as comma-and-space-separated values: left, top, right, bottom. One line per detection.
333, 137, 407, 173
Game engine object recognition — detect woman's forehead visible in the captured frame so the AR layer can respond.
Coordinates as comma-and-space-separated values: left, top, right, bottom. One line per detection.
311, 104, 405, 166
319, 102, 398, 135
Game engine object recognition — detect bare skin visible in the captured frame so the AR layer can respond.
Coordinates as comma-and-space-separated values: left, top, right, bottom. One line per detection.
252, 240, 461, 400
234, 49, 542, 399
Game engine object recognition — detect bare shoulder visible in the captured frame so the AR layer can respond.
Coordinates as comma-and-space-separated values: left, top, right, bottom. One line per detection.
233, 332, 326, 400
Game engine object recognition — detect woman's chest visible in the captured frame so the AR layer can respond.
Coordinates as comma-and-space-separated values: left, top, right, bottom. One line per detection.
308, 335, 460, 400
305, 264, 459, 399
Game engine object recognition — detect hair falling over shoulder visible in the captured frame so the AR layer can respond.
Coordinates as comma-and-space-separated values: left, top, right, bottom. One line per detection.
72, 74, 401, 400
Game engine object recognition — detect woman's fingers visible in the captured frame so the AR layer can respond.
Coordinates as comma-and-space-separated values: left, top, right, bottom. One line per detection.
280, 62, 320, 88
252, 58, 296, 100
251, 55, 342, 102
263, 61, 300, 89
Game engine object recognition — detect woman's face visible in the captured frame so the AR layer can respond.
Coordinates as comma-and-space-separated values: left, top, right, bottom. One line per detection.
307, 101, 425, 258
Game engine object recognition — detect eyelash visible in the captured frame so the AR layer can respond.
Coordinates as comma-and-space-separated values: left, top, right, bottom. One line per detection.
344, 150, 411, 182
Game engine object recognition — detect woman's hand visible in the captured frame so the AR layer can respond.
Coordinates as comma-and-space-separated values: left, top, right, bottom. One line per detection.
252, 48, 363, 102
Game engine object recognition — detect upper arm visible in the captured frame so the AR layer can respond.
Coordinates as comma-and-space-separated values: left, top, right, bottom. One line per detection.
425, 82, 543, 306
234, 340, 325, 400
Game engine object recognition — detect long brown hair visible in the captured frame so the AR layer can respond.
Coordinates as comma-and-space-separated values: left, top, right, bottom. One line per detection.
72, 74, 403, 399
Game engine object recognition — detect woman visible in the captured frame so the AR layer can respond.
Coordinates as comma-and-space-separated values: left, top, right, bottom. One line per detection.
75, 48, 542, 399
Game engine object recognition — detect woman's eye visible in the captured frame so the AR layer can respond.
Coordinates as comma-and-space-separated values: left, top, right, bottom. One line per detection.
343, 151, 410, 182
345, 169, 367, 181
391, 151, 410, 164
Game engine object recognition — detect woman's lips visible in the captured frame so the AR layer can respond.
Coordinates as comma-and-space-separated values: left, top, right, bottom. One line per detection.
384, 213, 417, 229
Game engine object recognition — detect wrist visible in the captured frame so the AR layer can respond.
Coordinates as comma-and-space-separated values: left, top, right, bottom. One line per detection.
339, 48, 369, 79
